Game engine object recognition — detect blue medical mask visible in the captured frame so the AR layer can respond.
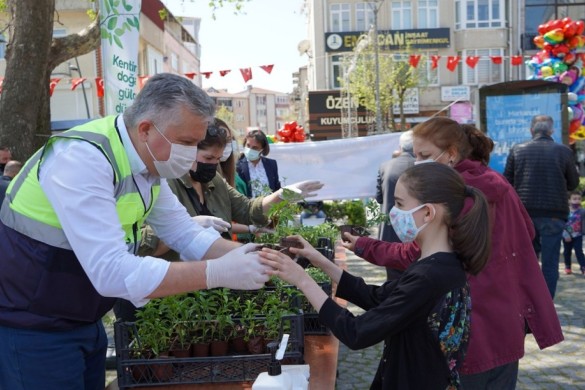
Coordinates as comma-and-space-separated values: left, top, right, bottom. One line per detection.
244, 147, 261, 162
389, 204, 433, 243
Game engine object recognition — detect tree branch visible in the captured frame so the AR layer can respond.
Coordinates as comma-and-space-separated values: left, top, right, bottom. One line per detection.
47, 15, 100, 72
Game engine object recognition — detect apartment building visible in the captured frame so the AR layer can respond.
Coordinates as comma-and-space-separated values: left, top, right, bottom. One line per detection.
303, 0, 585, 139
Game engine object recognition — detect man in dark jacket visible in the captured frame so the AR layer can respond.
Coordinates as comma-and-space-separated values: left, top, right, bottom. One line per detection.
0, 160, 22, 205
504, 115, 580, 298
375, 130, 415, 280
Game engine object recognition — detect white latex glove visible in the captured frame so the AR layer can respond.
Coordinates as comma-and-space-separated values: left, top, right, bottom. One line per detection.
205, 243, 271, 290
192, 215, 231, 233
279, 180, 324, 201
248, 225, 276, 234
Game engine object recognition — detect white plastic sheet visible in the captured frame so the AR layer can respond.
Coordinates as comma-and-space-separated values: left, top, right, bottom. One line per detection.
269, 132, 401, 201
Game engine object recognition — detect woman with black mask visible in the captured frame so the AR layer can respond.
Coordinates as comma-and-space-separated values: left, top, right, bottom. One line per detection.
139, 118, 323, 261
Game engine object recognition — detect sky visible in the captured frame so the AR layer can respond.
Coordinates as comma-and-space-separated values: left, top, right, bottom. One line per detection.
163, 0, 309, 94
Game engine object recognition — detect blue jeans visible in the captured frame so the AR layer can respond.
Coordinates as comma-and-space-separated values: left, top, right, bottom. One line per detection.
0, 321, 107, 390
460, 360, 519, 389
531, 217, 565, 299
563, 235, 585, 270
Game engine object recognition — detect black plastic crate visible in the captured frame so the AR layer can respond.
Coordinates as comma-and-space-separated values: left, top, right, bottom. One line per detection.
114, 313, 304, 388
302, 282, 332, 335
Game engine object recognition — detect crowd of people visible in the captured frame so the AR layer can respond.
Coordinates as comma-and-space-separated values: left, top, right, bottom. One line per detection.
0, 72, 578, 390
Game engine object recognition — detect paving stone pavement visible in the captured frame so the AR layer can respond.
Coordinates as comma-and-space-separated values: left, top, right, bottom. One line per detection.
335, 249, 585, 390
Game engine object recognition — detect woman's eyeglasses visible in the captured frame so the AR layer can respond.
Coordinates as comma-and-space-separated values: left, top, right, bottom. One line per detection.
207, 125, 227, 137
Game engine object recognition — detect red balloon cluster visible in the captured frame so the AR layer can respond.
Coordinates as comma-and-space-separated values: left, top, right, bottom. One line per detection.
277, 121, 306, 143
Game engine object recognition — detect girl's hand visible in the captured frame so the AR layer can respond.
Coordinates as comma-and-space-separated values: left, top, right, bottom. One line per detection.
258, 248, 307, 286
340, 232, 359, 252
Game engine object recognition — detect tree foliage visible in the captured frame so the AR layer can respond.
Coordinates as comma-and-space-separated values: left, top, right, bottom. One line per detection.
340, 41, 426, 132
0, 0, 250, 160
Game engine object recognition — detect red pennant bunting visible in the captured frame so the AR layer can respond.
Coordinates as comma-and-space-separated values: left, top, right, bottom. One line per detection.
431, 55, 441, 70
240, 67, 253, 82
260, 64, 274, 74
95, 78, 104, 97
49, 78, 61, 97
71, 78, 86, 91
184, 72, 196, 80
0, 77, 3, 94
219, 70, 231, 77
201, 72, 213, 79
138, 76, 150, 89
511, 55, 523, 66
446, 56, 461, 72
490, 56, 503, 64
465, 56, 480, 69
409, 55, 421, 68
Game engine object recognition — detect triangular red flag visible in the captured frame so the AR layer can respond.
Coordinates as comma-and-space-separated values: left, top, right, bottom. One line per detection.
49, 78, 61, 97
446, 56, 461, 72
0, 77, 4, 94
184, 72, 196, 80
431, 55, 441, 70
71, 78, 86, 91
138, 76, 150, 89
465, 56, 480, 69
511, 55, 523, 66
95, 78, 104, 97
260, 64, 274, 74
201, 72, 213, 79
240, 68, 253, 82
409, 55, 421, 68
219, 70, 231, 77
490, 56, 503, 64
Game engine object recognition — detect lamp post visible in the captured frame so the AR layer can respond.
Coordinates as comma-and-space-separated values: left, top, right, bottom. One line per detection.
69, 57, 91, 119
370, 0, 384, 133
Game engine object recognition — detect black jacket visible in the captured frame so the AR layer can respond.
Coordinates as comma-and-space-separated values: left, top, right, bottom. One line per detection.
503, 135, 579, 220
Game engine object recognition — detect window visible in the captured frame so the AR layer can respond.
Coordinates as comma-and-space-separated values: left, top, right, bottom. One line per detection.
392, 1, 412, 29
418, 0, 438, 28
356, 3, 376, 31
331, 55, 345, 89
459, 49, 504, 85
235, 114, 245, 122
256, 96, 266, 105
330, 3, 351, 32
455, 0, 503, 29
235, 100, 245, 108
170, 52, 178, 71
419, 51, 440, 86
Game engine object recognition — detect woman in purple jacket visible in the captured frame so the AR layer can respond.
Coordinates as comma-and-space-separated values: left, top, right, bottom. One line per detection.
344, 118, 563, 389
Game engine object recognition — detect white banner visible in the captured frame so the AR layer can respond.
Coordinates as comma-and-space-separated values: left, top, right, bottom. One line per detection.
100, 0, 141, 115
269, 133, 401, 201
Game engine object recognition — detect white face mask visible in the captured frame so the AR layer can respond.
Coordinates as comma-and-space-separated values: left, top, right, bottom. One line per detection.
145, 123, 198, 179
244, 147, 261, 162
219, 142, 234, 162
414, 150, 446, 165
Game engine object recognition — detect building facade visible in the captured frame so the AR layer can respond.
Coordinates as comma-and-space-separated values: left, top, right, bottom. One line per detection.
303, 0, 585, 139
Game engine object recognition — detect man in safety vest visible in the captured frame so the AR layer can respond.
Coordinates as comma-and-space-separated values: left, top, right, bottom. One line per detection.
0, 73, 272, 389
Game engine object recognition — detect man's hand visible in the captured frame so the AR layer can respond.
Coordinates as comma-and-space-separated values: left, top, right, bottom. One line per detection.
205, 243, 272, 290
192, 215, 231, 233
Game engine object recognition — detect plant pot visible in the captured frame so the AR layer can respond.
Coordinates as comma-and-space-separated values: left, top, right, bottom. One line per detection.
339, 225, 370, 242
210, 340, 229, 356
150, 354, 174, 382
231, 336, 247, 354
171, 347, 190, 358
131, 364, 151, 383
246, 336, 265, 354
190, 342, 210, 357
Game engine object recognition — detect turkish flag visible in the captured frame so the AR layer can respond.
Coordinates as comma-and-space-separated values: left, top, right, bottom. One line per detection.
431, 55, 441, 69
138, 76, 150, 89
446, 56, 461, 72
240, 67, 253, 82
409, 55, 421, 68
260, 64, 274, 74
49, 78, 61, 97
490, 56, 503, 64
465, 56, 480, 69
511, 55, 523, 66
219, 70, 231, 77
201, 72, 213, 79
71, 78, 86, 91
95, 78, 104, 97
184, 72, 196, 79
